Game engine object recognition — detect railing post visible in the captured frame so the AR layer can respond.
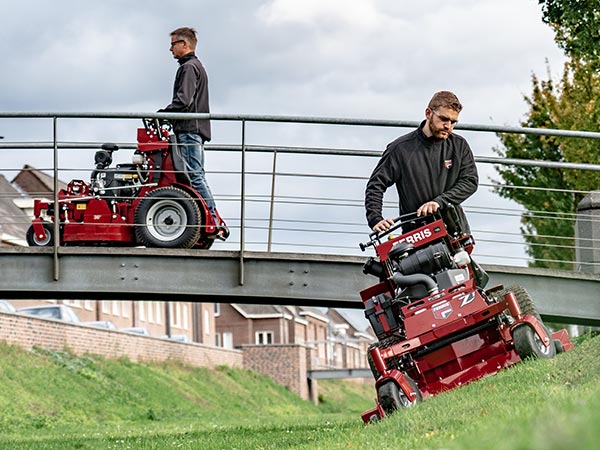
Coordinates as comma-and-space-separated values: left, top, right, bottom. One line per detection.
52, 116, 60, 281
239, 120, 246, 285
575, 191, 600, 273
267, 150, 278, 253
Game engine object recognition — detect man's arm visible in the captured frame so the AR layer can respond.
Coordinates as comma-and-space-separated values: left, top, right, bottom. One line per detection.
432, 141, 478, 208
164, 64, 199, 111
365, 146, 399, 230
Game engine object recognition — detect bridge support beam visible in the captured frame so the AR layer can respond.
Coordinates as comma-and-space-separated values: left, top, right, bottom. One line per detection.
0, 248, 599, 326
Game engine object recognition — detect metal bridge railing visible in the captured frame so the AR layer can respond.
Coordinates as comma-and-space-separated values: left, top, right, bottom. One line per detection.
1, 112, 600, 282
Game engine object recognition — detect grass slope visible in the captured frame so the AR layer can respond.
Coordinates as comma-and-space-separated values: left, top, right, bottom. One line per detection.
0, 334, 598, 449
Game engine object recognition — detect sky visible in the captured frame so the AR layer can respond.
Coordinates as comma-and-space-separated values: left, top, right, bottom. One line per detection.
0, 0, 569, 267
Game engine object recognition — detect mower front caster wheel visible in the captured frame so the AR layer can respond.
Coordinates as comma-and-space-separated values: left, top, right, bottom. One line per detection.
26, 223, 54, 247
512, 323, 556, 360
377, 375, 421, 415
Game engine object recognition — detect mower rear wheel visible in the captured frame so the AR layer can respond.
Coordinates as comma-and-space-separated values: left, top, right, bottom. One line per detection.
512, 323, 556, 360
377, 375, 421, 415
134, 187, 202, 248
367, 343, 379, 379
494, 285, 542, 321
26, 223, 54, 247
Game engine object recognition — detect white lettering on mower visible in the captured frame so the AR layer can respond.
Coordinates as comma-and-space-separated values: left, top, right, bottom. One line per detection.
399, 228, 433, 244
459, 292, 476, 308
432, 300, 453, 320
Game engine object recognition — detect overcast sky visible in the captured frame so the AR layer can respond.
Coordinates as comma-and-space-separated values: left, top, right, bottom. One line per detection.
0, 0, 568, 265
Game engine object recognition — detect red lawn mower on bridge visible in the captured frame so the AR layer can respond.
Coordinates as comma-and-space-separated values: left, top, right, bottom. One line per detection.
359, 205, 573, 423
26, 119, 228, 249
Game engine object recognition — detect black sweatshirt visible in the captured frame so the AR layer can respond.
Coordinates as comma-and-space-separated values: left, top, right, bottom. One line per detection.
365, 121, 478, 229
164, 52, 211, 142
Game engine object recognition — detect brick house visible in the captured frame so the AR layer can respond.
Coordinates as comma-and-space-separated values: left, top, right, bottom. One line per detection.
326, 308, 374, 369
0, 165, 68, 247
11, 164, 68, 200
215, 304, 306, 348
0, 174, 29, 246
215, 304, 374, 369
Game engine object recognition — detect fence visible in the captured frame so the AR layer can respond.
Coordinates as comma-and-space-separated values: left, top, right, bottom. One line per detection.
2, 112, 600, 278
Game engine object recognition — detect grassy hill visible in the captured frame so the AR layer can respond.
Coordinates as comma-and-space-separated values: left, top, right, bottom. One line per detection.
0, 333, 598, 449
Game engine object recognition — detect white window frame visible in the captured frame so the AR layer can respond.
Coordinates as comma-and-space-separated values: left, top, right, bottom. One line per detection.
255, 331, 273, 345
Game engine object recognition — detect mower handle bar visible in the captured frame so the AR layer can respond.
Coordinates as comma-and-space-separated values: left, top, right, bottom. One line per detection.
142, 118, 171, 141
359, 212, 419, 251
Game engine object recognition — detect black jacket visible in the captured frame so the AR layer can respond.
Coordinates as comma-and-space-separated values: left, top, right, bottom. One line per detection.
365, 122, 478, 229
164, 52, 211, 142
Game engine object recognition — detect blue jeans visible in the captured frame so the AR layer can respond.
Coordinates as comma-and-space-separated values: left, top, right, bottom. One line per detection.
176, 133, 217, 220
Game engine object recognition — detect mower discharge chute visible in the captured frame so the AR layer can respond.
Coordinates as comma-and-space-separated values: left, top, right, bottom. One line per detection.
26, 119, 229, 249
359, 205, 573, 423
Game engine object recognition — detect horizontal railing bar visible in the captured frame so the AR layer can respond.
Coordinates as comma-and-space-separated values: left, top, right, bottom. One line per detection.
3, 140, 600, 172
2, 112, 600, 140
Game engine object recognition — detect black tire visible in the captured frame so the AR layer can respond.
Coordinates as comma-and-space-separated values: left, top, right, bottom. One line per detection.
377, 375, 421, 415
366, 335, 405, 380
554, 339, 565, 354
26, 223, 54, 247
134, 187, 201, 248
512, 323, 556, 360
367, 344, 379, 380
493, 285, 542, 321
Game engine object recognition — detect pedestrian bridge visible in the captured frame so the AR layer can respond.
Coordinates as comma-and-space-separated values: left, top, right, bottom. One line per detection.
0, 247, 598, 326
1, 112, 600, 327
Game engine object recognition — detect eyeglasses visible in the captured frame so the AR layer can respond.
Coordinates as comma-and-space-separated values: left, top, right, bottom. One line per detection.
170, 39, 185, 48
431, 109, 458, 125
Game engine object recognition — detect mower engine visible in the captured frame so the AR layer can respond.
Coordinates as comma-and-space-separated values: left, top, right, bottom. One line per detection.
90, 143, 147, 199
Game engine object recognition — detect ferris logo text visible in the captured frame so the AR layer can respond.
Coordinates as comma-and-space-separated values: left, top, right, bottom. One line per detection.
398, 228, 432, 244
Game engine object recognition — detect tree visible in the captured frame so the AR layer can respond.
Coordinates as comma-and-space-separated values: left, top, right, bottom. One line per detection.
538, 0, 600, 68
494, 60, 600, 269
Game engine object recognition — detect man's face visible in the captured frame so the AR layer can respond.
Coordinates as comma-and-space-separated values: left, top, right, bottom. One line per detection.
425, 106, 459, 139
170, 36, 190, 59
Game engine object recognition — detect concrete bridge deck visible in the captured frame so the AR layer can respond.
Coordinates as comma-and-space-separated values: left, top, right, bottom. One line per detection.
1, 247, 598, 326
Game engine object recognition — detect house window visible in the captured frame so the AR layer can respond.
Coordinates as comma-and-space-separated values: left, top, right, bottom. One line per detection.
223, 332, 233, 349
214, 303, 220, 317
155, 302, 162, 325
204, 310, 210, 335
147, 302, 154, 323
112, 301, 120, 316
183, 304, 189, 330
122, 301, 130, 318
255, 331, 273, 345
102, 300, 110, 314
83, 300, 93, 311
139, 302, 145, 321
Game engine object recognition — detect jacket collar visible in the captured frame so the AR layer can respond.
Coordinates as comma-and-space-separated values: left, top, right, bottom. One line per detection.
177, 52, 196, 65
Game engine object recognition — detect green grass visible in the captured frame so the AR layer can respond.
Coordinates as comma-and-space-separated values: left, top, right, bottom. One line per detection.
0, 333, 598, 449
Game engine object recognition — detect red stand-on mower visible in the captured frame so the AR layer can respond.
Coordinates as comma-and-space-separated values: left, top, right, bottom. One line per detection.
26, 119, 228, 249
359, 205, 573, 423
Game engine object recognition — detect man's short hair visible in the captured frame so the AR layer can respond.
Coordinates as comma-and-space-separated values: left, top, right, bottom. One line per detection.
170, 27, 198, 50
428, 91, 463, 112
